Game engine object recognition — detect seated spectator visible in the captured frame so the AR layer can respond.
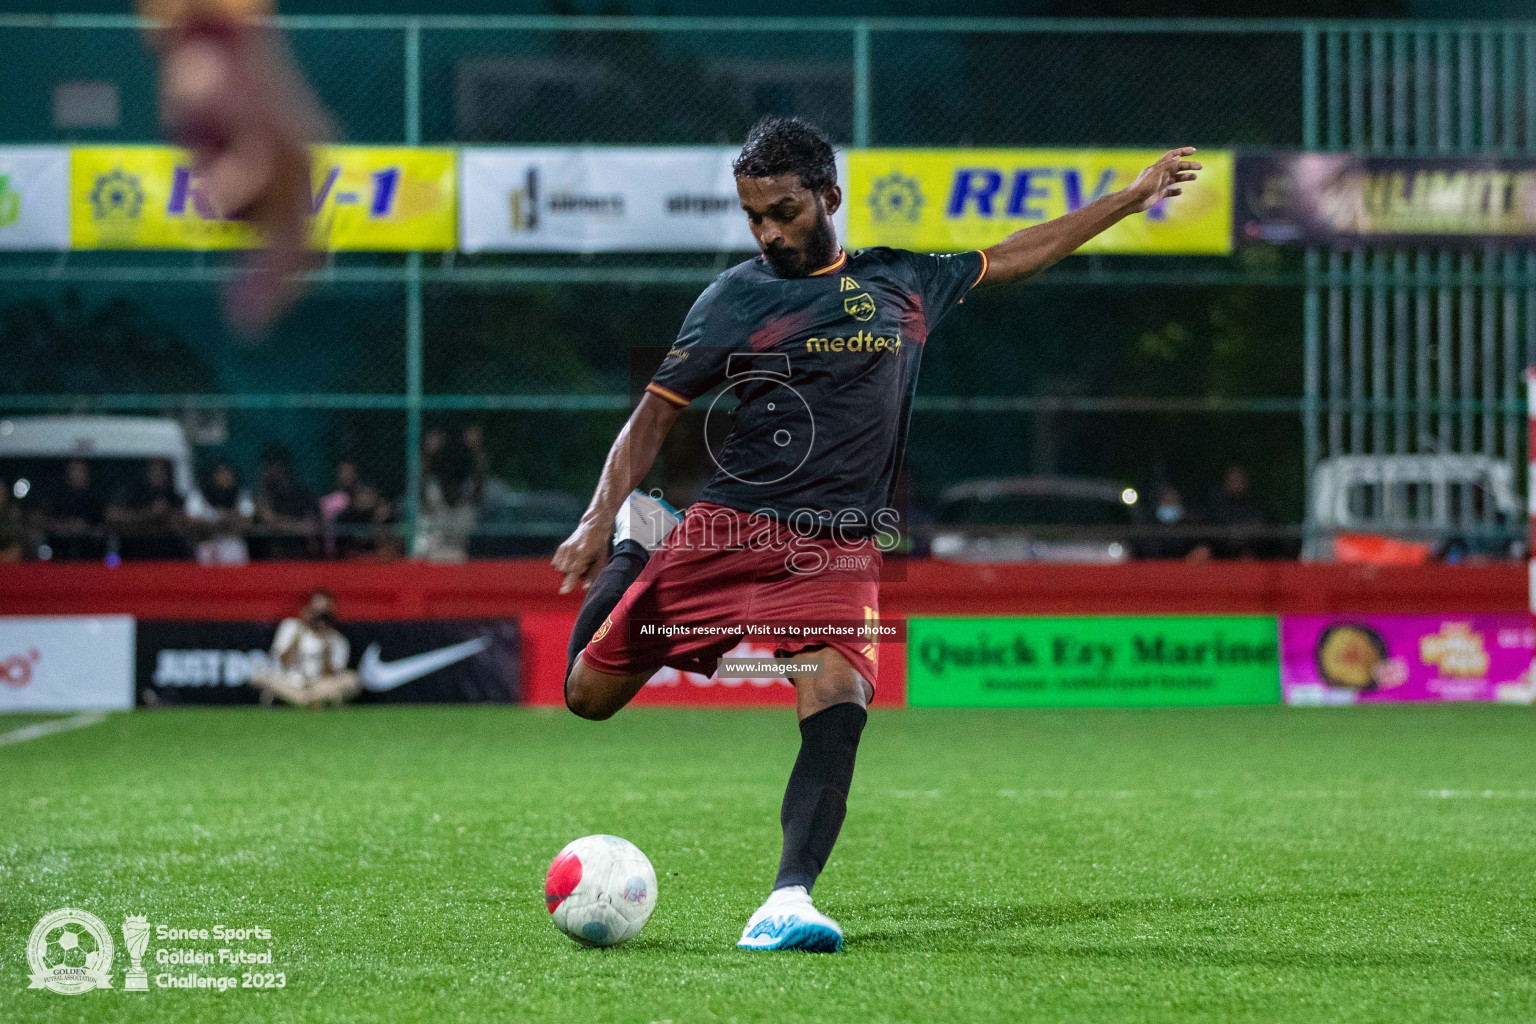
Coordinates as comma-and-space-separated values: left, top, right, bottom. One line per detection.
1138, 485, 1211, 561
414, 425, 487, 562
320, 460, 359, 516
320, 459, 359, 558
108, 459, 190, 560
334, 480, 398, 560
45, 458, 107, 561
461, 423, 490, 493
1206, 465, 1268, 559
253, 445, 318, 559
250, 591, 358, 708
0, 480, 22, 562
189, 461, 254, 565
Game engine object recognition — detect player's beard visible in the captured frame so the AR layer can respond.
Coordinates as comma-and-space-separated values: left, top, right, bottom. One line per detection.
763, 211, 838, 279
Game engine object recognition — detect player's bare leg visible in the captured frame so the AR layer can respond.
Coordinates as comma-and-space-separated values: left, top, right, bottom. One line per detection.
739, 647, 870, 952
564, 659, 654, 722
560, 490, 681, 720
789, 647, 873, 721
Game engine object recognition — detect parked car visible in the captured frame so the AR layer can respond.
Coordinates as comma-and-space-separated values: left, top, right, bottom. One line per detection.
0, 415, 202, 510
1307, 454, 1522, 562
0, 415, 208, 561
926, 476, 1143, 563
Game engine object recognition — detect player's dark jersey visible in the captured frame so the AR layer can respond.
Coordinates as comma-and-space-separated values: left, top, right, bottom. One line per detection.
646, 245, 986, 532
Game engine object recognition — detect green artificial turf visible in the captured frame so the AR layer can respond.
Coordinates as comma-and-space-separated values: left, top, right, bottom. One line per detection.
1, 705, 1533, 1023
0, 713, 70, 733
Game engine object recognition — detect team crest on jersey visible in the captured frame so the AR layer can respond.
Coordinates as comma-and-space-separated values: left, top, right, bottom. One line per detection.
592, 617, 613, 644
843, 292, 876, 322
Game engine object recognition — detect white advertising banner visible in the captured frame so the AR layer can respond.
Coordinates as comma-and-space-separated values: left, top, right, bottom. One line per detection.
0, 616, 135, 710
0, 146, 70, 250
460, 147, 848, 253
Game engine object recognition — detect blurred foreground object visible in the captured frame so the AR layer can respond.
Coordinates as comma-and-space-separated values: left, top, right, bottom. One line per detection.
140, 0, 328, 331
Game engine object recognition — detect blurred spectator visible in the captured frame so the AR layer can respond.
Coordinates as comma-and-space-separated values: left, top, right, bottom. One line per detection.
420, 427, 447, 482
46, 458, 107, 561
254, 445, 318, 559
320, 460, 360, 517
108, 458, 190, 560
0, 480, 22, 562
1206, 465, 1268, 559
189, 461, 255, 565
461, 423, 490, 491
321, 460, 399, 559
415, 424, 487, 562
1138, 485, 1211, 561
335, 481, 399, 560
320, 459, 360, 558
250, 591, 358, 708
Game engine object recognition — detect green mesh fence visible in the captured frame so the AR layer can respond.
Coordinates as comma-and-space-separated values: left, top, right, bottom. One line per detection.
2, 16, 1526, 559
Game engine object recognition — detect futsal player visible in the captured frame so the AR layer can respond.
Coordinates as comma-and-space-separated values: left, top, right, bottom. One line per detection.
554, 117, 1200, 951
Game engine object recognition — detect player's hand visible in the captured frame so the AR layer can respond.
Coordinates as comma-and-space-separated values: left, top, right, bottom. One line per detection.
553, 520, 610, 594
152, 14, 329, 331
1124, 147, 1201, 214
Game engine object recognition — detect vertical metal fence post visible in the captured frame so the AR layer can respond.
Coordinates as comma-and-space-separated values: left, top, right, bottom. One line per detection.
1302, 25, 1320, 555
1304, 249, 1321, 553
852, 20, 871, 148
404, 19, 424, 550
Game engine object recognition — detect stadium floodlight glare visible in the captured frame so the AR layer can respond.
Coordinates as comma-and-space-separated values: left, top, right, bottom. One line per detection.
1121, 488, 1139, 505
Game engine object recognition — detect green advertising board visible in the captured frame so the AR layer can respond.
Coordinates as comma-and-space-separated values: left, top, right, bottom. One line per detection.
908, 616, 1281, 708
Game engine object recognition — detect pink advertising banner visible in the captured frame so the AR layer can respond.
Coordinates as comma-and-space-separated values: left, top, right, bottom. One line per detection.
1280, 614, 1534, 705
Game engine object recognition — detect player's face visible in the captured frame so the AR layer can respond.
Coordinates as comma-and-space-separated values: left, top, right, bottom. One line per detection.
736, 174, 841, 278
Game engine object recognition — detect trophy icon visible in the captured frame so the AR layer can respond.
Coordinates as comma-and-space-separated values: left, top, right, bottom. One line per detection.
121, 916, 150, 992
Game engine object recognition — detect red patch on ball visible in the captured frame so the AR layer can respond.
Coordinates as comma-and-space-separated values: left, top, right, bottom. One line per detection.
544, 850, 583, 912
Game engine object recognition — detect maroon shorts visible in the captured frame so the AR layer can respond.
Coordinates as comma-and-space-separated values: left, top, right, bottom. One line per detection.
580, 503, 883, 687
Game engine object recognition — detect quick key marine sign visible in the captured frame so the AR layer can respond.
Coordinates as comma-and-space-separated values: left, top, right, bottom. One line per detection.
907, 615, 1279, 707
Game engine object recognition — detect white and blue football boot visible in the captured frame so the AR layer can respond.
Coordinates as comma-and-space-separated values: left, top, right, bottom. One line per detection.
737, 885, 844, 953
613, 489, 681, 553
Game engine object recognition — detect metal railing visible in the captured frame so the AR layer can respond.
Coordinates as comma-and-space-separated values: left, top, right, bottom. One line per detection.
1, 15, 1533, 556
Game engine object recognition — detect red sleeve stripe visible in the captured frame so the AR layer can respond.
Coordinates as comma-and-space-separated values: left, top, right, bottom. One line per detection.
972, 249, 989, 289
645, 382, 691, 407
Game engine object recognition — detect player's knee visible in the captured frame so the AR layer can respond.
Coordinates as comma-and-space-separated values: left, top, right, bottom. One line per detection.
816, 675, 869, 708
564, 666, 616, 721
793, 658, 871, 711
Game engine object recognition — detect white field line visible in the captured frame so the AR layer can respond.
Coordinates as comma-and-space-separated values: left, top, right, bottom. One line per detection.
0, 712, 107, 748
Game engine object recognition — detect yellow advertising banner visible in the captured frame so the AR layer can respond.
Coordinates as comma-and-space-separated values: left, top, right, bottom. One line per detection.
70, 146, 456, 251
847, 149, 1233, 255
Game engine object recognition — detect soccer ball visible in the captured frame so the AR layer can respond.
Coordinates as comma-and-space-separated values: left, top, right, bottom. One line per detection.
544, 834, 657, 947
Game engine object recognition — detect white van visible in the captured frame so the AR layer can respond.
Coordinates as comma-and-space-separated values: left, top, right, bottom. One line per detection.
0, 414, 203, 510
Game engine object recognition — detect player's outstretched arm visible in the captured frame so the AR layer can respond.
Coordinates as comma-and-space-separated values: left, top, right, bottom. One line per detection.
552, 394, 684, 594
977, 147, 1201, 288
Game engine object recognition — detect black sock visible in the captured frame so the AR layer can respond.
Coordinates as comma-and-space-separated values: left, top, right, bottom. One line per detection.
774, 702, 867, 893
566, 539, 650, 680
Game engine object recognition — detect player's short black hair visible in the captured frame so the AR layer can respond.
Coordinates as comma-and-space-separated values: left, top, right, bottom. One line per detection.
732, 116, 838, 195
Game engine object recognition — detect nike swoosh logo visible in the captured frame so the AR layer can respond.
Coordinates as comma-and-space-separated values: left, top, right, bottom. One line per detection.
358, 636, 492, 692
